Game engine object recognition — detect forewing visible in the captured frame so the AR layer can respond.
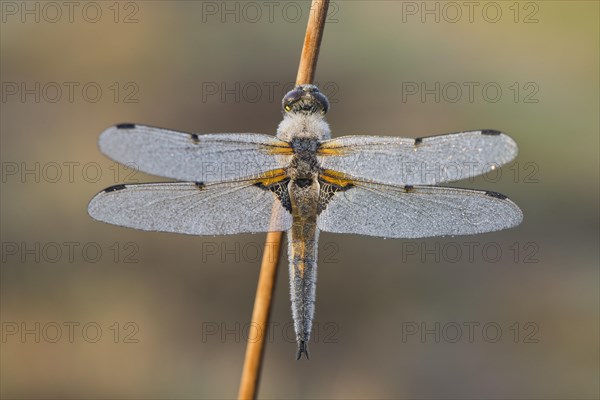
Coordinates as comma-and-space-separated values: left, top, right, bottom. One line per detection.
99, 124, 292, 182
318, 130, 517, 185
317, 178, 523, 238
88, 174, 292, 235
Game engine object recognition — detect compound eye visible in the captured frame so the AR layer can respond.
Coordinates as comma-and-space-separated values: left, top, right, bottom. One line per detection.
283, 87, 303, 107
284, 104, 292, 112
319, 97, 329, 114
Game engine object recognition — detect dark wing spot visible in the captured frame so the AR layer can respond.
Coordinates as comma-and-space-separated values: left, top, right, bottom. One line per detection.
190, 133, 200, 144
104, 184, 127, 192
194, 182, 205, 190
404, 185, 414, 192
481, 129, 501, 136
116, 123, 136, 130
414, 137, 423, 145
485, 190, 508, 200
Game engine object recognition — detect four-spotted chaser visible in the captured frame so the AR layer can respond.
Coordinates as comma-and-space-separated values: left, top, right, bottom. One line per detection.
88, 84, 523, 360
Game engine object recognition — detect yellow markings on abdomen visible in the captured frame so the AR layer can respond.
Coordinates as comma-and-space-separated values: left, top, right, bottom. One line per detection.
292, 238, 307, 278
290, 227, 317, 280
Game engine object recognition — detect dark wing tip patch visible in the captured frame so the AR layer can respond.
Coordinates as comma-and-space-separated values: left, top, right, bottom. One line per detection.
116, 123, 136, 130
414, 137, 423, 145
485, 190, 508, 200
194, 181, 205, 190
190, 133, 200, 143
104, 184, 127, 193
481, 129, 502, 136
404, 185, 415, 192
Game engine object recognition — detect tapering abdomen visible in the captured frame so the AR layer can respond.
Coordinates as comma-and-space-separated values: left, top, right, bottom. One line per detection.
288, 220, 319, 359
285, 134, 322, 359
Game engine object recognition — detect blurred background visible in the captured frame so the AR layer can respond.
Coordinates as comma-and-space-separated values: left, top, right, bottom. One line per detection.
1, 1, 598, 398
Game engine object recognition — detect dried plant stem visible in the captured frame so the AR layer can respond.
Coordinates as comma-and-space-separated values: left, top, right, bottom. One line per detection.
237, 1, 330, 399
296, 0, 330, 85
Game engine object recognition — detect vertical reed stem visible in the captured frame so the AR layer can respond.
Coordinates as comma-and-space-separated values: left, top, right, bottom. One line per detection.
237, 1, 330, 399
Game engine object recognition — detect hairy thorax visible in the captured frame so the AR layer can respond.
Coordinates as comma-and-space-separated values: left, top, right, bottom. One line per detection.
287, 140, 320, 220
279, 114, 325, 222
276, 113, 331, 142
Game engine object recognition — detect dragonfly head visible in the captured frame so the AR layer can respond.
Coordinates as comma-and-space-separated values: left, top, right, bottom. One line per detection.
282, 84, 329, 116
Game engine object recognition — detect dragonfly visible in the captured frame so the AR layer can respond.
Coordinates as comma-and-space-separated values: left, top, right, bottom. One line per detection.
88, 84, 523, 360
